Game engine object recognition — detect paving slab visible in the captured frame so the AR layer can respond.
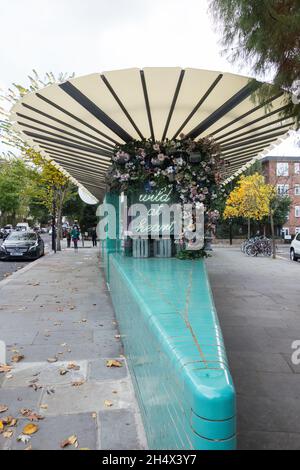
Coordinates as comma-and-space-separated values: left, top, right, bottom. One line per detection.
0, 248, 146, 450
99, 409, 144, 450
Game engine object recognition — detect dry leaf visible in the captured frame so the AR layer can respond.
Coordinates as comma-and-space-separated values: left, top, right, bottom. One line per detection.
40, 404, 48, 410
0, 421, 4, 431
17, 434, 31, 444
25, 444, 32, 450
0, 405, 8, 413
47, 356, 58, 363
3, 430, 13, 438
0, 364, 12, 373
72, 380, 85, 387
23, 423, 39, 435
106, 359, 123, 368
20, 408, 32, 416
114, 335, 121, 339
67, 362, 80, 370
2, 416, 17, 427
104, 400, 113, 408
61, 434, 78, 448
27, 413, 44, 422
59, 369, 69, 376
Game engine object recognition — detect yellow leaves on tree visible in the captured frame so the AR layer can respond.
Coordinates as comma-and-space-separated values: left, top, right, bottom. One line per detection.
224, 173, 275, 221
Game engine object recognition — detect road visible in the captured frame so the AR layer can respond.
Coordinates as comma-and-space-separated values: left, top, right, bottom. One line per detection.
0, 234, 51, 281
206, 247, 300, 449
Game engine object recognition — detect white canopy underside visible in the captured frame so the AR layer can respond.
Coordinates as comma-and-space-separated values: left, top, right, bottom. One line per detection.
10, 67, 295, 200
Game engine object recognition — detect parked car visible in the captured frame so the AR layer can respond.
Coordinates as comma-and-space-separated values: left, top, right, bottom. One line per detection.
16, 222, 30, 231
290, 232, 300, 261
2, 225, 13, 239
0, 231, 45, 260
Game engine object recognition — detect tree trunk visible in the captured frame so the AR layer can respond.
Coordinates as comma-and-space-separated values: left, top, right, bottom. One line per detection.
270, 209, 276, 259
56, 188, 65, 252
247, 218, 251, 239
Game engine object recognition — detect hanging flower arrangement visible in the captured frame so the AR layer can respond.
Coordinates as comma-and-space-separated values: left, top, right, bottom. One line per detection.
105, 137, 226, 258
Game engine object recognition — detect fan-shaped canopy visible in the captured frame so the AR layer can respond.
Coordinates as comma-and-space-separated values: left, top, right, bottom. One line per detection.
10, 67, 295, 199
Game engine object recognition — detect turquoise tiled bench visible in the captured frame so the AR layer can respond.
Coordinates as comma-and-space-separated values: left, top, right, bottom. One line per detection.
106, 252, 236, 450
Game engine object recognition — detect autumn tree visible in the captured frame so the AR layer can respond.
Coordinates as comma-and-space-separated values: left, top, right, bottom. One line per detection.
209, 0, 300, 121
25, 149, 74, 251
224, 173, 274, 235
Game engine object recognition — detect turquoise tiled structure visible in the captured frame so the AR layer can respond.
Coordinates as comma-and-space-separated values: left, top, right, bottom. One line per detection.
101, 194, 236, 450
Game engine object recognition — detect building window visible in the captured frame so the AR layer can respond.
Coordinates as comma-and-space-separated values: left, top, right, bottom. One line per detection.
295, 184, 300, 196
277, 162, 289, 176
295, 206, 300, 218
295, 163, 300, 175
277, 184, 289, 195
296, 227, 300, 234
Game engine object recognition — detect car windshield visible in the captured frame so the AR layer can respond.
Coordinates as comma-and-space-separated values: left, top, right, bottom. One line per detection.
7, 232, 37, 241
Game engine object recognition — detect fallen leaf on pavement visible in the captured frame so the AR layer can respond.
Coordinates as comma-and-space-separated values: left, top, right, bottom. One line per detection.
3, 430, 13, 438
40, 404, 48, 410
67, 362, 80, 370
0, 364, 12, 373
114, 335, 121, 339
0, 405, 8, 413
0, 421, 3, 431
29, 383, 42, 391
61, 434, 78, 448
11, 354, 24, 363
92, 412, 97, 419
17, 434, 31, 444
106, 359, 123, 368
71, 380, 85, 387
23, 423, 39, 435
47, 356, 58, 363
59, 369, 69, 376
20, 410, 44, 421
46, 387, 55, 395
2, 416, 18, 427
25, 444, 32, 450
104, 400, 113, 408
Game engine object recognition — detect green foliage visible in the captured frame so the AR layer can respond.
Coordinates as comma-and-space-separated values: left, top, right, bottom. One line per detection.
209, 0, 300, 121
175, 247, 210, 260
0, 159, 35, 223
269, 194, 291, 226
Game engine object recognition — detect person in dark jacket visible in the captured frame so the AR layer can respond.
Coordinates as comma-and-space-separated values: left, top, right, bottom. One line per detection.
91, 226, 97, 247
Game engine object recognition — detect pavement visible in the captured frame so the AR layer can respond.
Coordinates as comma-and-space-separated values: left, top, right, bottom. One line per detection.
206, 247, 300, 450
0, 245, 146, 450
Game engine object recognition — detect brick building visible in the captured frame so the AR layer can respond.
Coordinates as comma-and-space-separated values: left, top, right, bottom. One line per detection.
262, 155, 300, 237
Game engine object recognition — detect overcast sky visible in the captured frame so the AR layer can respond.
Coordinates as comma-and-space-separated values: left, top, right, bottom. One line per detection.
0, 0, 299, 154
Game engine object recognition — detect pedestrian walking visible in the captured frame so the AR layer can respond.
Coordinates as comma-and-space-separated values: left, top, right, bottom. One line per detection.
92, 226, 97, 247
71, 225, 80, 251
66, 229, 71, 248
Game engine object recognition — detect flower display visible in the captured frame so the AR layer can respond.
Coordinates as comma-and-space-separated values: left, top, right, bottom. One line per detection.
106, 137, 225, 258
